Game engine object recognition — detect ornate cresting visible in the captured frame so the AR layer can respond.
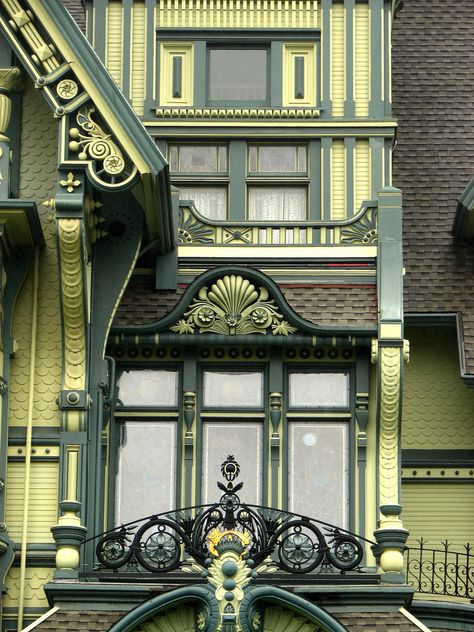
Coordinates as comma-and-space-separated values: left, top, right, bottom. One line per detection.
170, 275, 297, 336
93, 456, 368, 589
371, 188, 409, 580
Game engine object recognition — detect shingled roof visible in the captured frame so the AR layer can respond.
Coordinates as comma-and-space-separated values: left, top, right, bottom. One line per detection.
392, 0, 474, 374
61, 0, 85, 32
30, 608, 425, 632
113, 278, 377, 329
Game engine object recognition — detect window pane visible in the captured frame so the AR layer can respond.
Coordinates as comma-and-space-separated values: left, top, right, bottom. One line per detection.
288, 422, 348, 527
115, 422, 177, 525
203, 370, 263, 407
289, 371, 350, 408
169, 145, 179, 171
248, 187, 306, 221
248, 146, 307, 173
117, 369, 178, 407
179, 186, 227, 220
209, 49, 267, 102
202, 423, 262, 504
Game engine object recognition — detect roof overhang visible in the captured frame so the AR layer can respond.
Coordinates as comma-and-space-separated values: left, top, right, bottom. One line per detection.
452, 176, 474, 243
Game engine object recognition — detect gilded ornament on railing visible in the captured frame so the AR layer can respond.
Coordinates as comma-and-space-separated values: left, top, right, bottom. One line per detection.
170, 275, 297, 336
340, 207, 377, 244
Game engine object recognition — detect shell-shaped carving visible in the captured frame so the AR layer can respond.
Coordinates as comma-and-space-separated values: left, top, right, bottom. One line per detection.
263, 607, 319, 632
134, 606, 195, 632
202, 275, 262, 316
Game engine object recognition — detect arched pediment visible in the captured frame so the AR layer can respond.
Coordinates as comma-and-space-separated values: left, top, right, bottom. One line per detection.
114, 266, 371, 338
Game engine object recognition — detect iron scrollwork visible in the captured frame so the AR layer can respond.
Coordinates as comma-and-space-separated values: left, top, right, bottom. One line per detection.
94, 456, 366, 575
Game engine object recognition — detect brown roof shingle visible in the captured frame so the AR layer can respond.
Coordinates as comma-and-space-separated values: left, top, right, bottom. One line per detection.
33, 610, 126, 632
113, 279, 377, 330
392, 0, 474, 372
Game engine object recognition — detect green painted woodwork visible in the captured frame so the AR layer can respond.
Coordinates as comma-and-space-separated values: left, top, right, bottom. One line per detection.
377, 187, 402, 325
402, 326, 474, 450
453, 175, 474, 242
402, 482, 474, 549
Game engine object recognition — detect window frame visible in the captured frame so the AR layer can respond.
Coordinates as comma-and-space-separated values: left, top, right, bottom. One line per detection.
206, 44, 271, 107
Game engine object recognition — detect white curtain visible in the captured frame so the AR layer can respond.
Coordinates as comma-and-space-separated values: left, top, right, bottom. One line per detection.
248, 187, 306, 221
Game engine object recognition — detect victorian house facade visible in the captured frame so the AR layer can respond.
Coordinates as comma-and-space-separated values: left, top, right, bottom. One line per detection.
0, 0, 471, 631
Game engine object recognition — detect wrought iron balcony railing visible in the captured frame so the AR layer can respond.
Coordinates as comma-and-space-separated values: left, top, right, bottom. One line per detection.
88, 456, 373, 577
405, 538, 474, 599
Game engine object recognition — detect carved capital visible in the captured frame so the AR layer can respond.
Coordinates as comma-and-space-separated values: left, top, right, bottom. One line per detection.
0, 67, 23, 93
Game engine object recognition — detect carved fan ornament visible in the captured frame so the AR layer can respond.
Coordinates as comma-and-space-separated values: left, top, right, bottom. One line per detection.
170, 275, 297, 336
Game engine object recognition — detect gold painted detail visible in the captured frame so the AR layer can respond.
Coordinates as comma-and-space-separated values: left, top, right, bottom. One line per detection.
69, 107, 125, 176
59, 172, 80, 193
208, 528, 251, 558
170, 274, 297, 336
156, 107, 320, 119
340, 207, 377, 244
157, 0, 318, 28
57, 219, 86, 391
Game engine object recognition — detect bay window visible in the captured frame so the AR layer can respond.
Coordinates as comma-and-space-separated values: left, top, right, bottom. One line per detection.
112, 358, 352, 530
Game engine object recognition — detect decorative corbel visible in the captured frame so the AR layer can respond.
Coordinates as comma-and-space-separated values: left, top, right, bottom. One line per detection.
0, 67, 23, 197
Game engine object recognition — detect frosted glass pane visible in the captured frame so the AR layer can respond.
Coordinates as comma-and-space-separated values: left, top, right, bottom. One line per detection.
179, 186, 227, 220
259, 146, 298, 172
202, 423, 262, 504
289, 371, 349, 408
117, 369, 178, 407
288, 422, 348, 527
203, 370, 263, 407
115, 422, 177, 525
209, 49, 267, 102
248, 187, 306, 221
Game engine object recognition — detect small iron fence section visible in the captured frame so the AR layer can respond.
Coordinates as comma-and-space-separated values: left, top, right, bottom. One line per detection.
405, 538, 474, 599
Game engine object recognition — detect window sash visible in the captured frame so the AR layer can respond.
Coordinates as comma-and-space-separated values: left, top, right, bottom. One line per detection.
208, 47, 269, 105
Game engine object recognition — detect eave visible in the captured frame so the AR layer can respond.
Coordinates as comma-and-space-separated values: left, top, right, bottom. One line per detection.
452, 176, 474, 243
0, 0, 174, 253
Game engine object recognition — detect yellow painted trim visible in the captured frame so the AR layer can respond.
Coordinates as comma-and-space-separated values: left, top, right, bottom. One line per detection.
399, 608, 432, 632
21, 607, 60, 632
178, 245, 377, 258
354, 2, 370, 117
145, 120, 397, 129
17, 247, 39, 632
379, 323, 402, 339
105, 1, 124, 89
29, 0, 149, 174
131, 2, 147, 115
156, 0, 319, 29
113, 411, 180, 417
330, 2, 345, 117
286, 412, 352, 419
66, 446, 79, 500
331, 139, 346, 220
178, 267, 376, 277
159, 42, 194, 107
201, 412, 266, 419
282, 43, 317, 107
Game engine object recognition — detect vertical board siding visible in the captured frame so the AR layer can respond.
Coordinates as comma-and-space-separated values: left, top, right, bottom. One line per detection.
330, 2, 345, 117
131, 2, 146, 114
354, 139, 370, 212
5, 461, 58, 543
354, 2, 369, 117
156, 0, 318, 28
331, 139, 346, 220
106, 1, 124, 88
403, 483, 474, 550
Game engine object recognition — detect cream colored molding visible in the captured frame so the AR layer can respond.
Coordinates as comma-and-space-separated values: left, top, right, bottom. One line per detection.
155, 107, 321, 120
376, 346, 401, 507
379, 323, 402, 339
282, 43, 317, 107
179, 245, 377, 258
57, 219, 86, 391
159, 43, 194, 107
0, 67, 23, 141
